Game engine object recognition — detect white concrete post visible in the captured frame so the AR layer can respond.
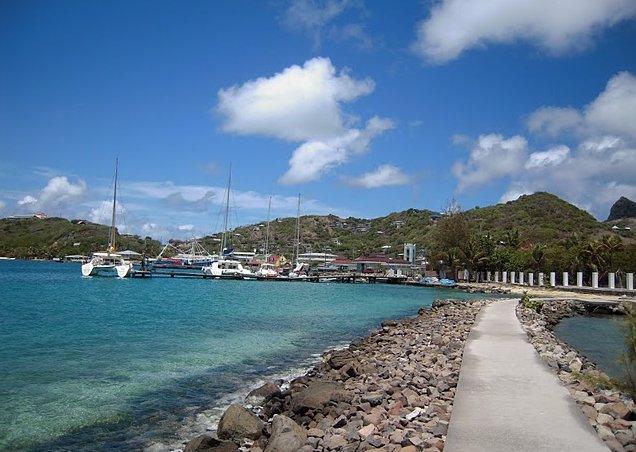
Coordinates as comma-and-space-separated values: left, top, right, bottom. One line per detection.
628, 273, 634, 290
519, 272, 525, 285
529, 273, 534, 286
563, 272, 569, 287
539, 273, 544, 286
609, 273, 615, 289
577, 272, 583, 287
495, 271, 499, 283
502, 271, 508, 283
550, 272, 556, 287
592, 272, 599, 288
511, 272, 516, 284
487, 271, 491, 282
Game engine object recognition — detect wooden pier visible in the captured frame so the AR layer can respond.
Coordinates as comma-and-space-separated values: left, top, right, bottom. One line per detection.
129, 269, 414, 285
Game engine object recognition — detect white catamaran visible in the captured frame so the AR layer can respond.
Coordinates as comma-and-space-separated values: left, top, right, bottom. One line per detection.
81, 159, 133, 278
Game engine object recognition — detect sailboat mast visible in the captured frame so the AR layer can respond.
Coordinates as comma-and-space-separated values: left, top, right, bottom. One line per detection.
264, 196, 272, 262
109, 158, 118, 252
294, 193, 301, 264
220, 165, 232, 255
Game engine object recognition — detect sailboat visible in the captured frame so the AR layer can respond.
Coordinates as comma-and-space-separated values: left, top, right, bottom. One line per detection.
81, 159, 133, 278
255, 196, 279, 278
288, 193, 307, 279
201, 166, 255, 279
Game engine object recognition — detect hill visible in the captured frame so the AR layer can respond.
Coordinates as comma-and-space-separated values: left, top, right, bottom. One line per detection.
607, 196, 636, 221
201, 192, 616, 260
0, 192, 627, 261
464, 192, 607, 244
0, 217, 162, 259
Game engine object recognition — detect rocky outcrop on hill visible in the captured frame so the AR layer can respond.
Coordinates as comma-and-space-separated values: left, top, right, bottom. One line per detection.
184, 299, 490, 452
608, 197, 636, 221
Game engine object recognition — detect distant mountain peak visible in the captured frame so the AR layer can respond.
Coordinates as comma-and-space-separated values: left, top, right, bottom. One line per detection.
607, 196, 636, 221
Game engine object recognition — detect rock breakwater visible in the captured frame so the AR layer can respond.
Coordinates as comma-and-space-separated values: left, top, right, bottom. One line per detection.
517, 299, 636, 452
183, 299, 491, 452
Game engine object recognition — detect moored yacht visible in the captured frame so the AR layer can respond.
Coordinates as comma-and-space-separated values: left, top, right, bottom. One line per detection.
81, 159, 133, 278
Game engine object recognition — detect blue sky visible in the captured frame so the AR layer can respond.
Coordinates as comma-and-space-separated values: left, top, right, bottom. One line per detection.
1, 0, 635, 241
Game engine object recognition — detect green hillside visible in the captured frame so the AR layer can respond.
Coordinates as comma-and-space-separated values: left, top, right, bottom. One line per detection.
0, 217, 162, 259
1, 192, 633, 273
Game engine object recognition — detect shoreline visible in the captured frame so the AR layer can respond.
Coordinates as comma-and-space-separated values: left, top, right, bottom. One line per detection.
174, 288, 636, 452
177, 298, 495, 451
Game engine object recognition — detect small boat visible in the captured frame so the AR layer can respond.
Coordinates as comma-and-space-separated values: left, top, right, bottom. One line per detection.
202, 257, 256, 279
81, 159, 133, 278
153, 239, 217, 269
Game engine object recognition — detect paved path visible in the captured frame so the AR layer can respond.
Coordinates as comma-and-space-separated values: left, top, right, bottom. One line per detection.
445, 298, 608, 452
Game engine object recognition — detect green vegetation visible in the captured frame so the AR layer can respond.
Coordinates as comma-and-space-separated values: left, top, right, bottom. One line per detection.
520, 292, 544, 312
1, 192, 635, 272
619, 302, 636, 399
0, 217, 161, 259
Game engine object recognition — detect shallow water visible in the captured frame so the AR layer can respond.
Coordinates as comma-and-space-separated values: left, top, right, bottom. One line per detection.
553, 314, 626, 379
0, 260, 488, 451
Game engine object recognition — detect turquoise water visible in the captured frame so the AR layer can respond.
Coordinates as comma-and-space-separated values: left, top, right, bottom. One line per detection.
0, 260, 487, 451
554, 315, 626, 379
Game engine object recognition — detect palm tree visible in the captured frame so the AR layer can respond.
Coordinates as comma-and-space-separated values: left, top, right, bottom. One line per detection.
462, 237, 488, 281
529, 243, 546, 272
581, 240, 606, 272
602, 235, 623, 271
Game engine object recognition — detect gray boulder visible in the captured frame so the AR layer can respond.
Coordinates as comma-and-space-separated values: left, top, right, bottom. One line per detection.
245, 381, 281, 406
264, 414, 307, 452
184, 434, 238, 452
217, 404, 264, 441
290, 381, 352, 413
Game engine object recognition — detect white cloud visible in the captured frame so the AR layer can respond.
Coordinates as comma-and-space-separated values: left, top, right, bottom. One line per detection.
278, 116, 395, 184
526, 107, 582, 137
499, 186, 533, 204
283, 0, 371, 50
16, 176, 86, 214
89, 200, 126, 227
178, 224, 194, 232
413, 0, 636, 63
345, 164, 411, 188
527, 72, 636, 141
18, 195, 37, 206
217, 57, 374, 142
525, 145, 570, 169
452, 134, 528, 192
584, 71, 636, 140
217, 57, 394, 184
0, 200, 6, 212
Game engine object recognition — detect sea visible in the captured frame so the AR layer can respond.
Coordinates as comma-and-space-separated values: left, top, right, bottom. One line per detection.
1, 259, 492, 451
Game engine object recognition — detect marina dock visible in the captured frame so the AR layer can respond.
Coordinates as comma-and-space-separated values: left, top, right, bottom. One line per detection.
129, 269, 415, 285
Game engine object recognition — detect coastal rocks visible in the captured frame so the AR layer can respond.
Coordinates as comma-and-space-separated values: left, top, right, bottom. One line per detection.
517, 299, 636, 451
246, 381, 282, 407
184, 435, 238, 452
263, 415, 307, 452
217, 404, 264, 442
184, 298, 491, 451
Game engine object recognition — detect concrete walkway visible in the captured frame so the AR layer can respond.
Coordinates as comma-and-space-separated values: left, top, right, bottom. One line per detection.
445, 298, 608, 452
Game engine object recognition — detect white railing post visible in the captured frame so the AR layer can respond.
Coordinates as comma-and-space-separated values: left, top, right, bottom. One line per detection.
563, 272, 569, 287
495, 271, 499, 283
539, 273, 544, 286
511, 271, 516, 284
609, 273, 615, 289
487, 271, 491, 282
577, 272, 583, 287
529, 273, 534, 286
550, 272, 556, 287
628, 273, 634, 290
592, 272, 599, 288
519, 272, 525, 285
502, 271, 508, 283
